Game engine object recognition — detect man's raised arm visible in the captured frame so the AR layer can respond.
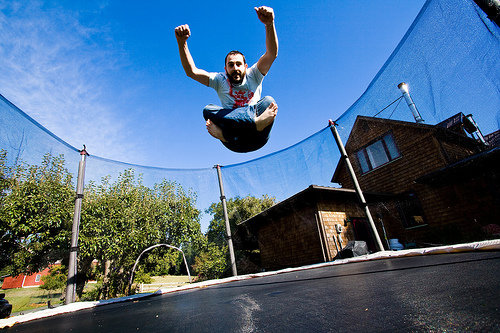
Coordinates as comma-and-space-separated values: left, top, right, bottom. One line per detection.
255, 6, 278, 76
175, 24, 210, 86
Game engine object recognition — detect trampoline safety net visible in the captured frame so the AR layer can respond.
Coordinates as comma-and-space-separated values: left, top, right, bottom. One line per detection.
1, 0, 499, 249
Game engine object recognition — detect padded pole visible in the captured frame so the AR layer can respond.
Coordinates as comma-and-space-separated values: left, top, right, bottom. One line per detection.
65, 146, 88, 304
329, 121, 385, 252
215, 165, 238, 276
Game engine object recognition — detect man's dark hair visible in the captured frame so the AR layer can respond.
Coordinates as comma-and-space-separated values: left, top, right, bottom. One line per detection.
225, 50, 246, 66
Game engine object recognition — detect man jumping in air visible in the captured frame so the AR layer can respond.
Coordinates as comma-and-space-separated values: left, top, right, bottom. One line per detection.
175, 6, 278, 153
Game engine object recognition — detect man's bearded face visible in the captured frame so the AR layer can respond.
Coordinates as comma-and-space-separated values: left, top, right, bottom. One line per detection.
225, 54, 247, 85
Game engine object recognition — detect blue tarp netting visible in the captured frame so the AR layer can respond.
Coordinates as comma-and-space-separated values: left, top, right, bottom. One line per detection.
1, 0, 499, 230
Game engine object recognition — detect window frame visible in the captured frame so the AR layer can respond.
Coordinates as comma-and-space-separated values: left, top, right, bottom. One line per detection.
355, 131, 401, 174
397, 191, 427, 229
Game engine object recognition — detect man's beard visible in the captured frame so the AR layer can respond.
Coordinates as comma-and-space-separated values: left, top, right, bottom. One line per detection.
226, 70, 245, 85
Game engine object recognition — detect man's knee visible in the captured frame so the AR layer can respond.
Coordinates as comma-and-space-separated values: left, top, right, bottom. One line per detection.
260, 96, 276, 107
203, 104, 223, 120
203, 104, 222, 112
254, 96, 276, 116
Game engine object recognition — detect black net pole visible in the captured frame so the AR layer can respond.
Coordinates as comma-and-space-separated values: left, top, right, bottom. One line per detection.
215, 165, 238, 276
329, 121, 385, 252
65, 146, 88, 304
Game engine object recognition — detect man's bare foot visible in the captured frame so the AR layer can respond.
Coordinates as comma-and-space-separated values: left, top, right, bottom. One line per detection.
255, 102, 278, 131
206, 119, 227, 142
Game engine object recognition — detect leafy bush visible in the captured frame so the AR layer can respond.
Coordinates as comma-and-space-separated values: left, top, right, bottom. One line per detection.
192, 244, 228, 281
40, 265, 67, 293
134, 271, 152, 284
205, 195, 275, 275
80, 281, 103, 301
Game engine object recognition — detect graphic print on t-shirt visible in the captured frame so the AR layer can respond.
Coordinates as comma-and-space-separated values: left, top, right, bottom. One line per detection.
229, 82, 255, 108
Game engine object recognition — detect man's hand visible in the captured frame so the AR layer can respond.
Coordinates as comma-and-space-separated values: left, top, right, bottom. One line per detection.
255, 6, 274, 26
175, 24, 191, 42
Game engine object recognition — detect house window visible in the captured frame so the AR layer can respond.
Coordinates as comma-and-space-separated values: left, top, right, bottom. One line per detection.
397, 192, 426, 229
356, 132, 400, 174
35, 274, 42, 282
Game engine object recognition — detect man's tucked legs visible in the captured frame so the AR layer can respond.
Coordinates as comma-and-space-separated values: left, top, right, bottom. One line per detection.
202, 96, 277, 152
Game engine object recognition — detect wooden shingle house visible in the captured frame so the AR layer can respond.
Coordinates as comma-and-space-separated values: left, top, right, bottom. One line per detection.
238, 113, 499, 271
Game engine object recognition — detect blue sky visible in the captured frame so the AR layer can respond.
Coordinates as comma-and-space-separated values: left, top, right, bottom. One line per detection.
0, 0, 428, 169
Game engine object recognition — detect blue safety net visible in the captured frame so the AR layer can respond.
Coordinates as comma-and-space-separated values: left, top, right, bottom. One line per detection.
84, 155, 219, 216
0, 94, 81, 170
220, 126, 338, 201
1, 0, 499, 234
334, 0, 499, 139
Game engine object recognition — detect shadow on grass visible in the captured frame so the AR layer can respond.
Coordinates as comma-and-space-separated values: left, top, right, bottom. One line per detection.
6, 289, 64, 314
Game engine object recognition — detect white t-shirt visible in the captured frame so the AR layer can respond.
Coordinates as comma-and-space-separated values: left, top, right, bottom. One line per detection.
208, 64, 265, 109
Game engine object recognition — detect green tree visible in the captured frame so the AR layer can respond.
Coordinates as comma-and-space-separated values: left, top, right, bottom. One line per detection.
0, 149, 14, 271
206, 195, 275, 247
139, 246, 182, 276
78, 169, 204, 299
0, 151, 205, 300
0, 152, 74, 275
40, 265, 67, 302
200, 195, 276, 277
192, 243, 228, 281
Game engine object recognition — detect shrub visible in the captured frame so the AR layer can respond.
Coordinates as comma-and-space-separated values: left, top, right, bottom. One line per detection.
192, 244, 228, 281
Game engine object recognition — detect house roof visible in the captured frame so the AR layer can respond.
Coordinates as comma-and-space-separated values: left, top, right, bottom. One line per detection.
343, 116, 435, 150
237, 185, 392, 228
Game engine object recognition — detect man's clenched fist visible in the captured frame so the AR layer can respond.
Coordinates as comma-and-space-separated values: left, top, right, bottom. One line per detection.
255, 6, 274, 26
175, 24, 191, 42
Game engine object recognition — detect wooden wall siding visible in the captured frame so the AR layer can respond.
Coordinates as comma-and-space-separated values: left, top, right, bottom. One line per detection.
415, 177, 499, 243
362, 175, 498, 245
255, 194, 376, 269
362, 182, 491, 245
338, 118, 482, 194
1, 266, 55, 289
319, 211, 345, 259
333, 117, 496, 246
318, 200, 364, 258
257, 206, 325, 270
375, 185, 489, 245
439, 140, 478, 164
367, 201, 404, 242
340, 123, 450, 194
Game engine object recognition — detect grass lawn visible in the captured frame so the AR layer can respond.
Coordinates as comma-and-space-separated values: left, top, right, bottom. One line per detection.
1, 276, 190, 315
2, 287, 63, 315
151, 275, 191, 284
